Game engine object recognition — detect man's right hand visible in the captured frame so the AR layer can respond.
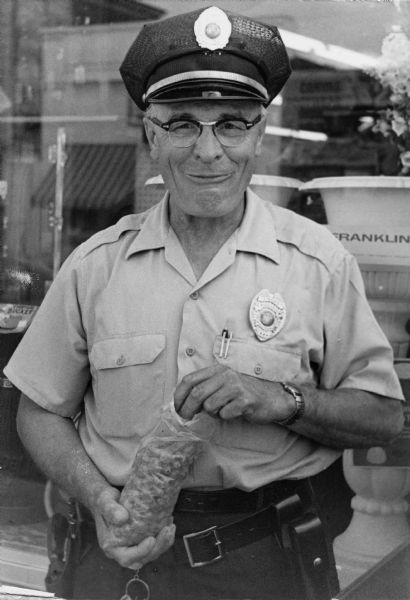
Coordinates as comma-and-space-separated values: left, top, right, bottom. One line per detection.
92, 487, 176, 570
15, 397, 176, 569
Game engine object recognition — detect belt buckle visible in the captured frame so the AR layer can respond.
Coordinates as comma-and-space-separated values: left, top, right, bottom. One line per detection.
183, 525, 223, 568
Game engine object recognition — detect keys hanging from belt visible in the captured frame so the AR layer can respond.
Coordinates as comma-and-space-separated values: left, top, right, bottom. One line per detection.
120, 570, 150, 600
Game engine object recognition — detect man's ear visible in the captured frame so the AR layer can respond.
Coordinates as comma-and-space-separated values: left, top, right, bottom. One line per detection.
143, 116, 160, 160
254, 116, 267, 157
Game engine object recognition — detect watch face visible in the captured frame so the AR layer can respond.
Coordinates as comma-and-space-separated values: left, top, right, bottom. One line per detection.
283, 383, 301, 398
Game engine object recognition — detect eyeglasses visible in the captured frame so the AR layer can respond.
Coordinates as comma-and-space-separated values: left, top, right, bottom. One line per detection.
147, 114, 262, 148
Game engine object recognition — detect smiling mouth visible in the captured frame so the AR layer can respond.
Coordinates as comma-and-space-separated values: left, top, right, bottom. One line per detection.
187, 173, 231, 182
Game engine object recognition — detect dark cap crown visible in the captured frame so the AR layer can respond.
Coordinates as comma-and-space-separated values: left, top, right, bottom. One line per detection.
120, 6, 291, 109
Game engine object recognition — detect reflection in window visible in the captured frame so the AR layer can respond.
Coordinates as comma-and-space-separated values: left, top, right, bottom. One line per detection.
0, 0, 409, 592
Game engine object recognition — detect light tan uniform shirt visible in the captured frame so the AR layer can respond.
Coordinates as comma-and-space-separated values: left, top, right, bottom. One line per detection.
5, 191, 403, 489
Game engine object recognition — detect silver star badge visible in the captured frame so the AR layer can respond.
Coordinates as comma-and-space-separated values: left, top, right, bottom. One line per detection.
249, 289, 287, 342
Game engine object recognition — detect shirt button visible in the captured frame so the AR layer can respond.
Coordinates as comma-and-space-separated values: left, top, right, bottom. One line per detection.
186, 347, 196, 357
116, 355, 126, 366
190, 291, 199, 300
254, 364, 263, 375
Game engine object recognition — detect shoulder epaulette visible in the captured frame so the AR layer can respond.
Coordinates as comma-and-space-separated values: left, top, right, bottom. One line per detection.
272, 205, 349, 273
76, 210, 151, 260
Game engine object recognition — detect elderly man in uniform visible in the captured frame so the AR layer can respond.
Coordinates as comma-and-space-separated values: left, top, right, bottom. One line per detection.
5, 6, 404, 600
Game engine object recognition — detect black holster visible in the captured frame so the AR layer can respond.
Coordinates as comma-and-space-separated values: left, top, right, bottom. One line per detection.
274, 491, 339, 600
45, 497, 82, 598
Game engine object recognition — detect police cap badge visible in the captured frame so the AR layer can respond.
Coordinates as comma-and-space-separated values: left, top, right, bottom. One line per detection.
119, 6, 291, 110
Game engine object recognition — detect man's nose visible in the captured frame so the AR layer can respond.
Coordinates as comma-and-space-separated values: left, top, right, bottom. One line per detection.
193, 125, 224, 160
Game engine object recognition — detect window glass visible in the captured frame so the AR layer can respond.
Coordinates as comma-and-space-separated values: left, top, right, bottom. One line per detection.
0, 0, 409, 592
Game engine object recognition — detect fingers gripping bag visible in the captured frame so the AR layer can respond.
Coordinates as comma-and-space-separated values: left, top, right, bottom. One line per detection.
114, 401, 215, 545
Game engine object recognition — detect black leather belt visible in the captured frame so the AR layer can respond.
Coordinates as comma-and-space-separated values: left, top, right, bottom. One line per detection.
171, 478, 318, 568
81, 479, 310, 524
173, 504, 279, 567
60, 479, 328, 579
50, 485, 336, 597
175, 478, 311, 513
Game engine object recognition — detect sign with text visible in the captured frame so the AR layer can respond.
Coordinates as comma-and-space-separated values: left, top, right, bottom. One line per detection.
0, 303, 38, 334
353, 360, 410, 467
327, 225, 410, 266
282, 69, 380, 132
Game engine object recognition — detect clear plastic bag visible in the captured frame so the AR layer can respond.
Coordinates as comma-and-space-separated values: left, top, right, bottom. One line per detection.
114, 402, 215, 545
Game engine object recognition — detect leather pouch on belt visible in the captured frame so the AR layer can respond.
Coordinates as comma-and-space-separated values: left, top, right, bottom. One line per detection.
281, 512, 336, 600
272, 493, 337, 600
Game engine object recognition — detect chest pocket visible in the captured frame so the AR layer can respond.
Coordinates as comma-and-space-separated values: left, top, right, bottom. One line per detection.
213, 336, 301, 382
90, 333, 166, 437
212, 337, 301, 453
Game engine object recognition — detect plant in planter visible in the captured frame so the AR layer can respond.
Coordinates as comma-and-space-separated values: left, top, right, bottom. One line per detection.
367, 27, 410, 174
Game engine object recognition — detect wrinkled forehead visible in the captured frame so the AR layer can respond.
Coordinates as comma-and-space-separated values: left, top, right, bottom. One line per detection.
147, 99, 264, 120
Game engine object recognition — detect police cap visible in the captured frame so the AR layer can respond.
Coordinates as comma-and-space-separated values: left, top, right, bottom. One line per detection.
120, 6, 291, 110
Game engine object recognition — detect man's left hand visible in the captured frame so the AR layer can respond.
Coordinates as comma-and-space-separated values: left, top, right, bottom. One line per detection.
174, 364, 291, 423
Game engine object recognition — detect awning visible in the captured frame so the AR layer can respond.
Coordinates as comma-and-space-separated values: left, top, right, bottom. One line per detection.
33, 144, 136, 211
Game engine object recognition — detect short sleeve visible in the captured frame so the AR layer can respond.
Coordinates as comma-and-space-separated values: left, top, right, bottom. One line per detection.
319, 254, 404, 400
4, 249, 90, 416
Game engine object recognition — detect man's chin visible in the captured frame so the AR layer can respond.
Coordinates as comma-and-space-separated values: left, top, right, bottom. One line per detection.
192, 189, 233, 212
193, 187, 224, 203
187, 192, 245, 220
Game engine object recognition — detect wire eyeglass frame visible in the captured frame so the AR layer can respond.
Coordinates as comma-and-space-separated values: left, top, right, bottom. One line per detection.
147, 114, 263, 147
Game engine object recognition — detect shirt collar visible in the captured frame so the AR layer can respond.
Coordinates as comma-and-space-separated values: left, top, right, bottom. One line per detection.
126, 194, 170, 258
126, 188, 280, 264
236, 189, 280, 264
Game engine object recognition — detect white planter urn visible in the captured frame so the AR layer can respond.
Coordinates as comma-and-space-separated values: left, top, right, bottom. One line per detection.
248, 174, 301, 207
300, 176, 410, 356
334, 449, 410, 588
299, 176, 410, 227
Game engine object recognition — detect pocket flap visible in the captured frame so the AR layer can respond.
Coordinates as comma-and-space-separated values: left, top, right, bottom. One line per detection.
213, 337, 301, 382
91, 334, 165, 370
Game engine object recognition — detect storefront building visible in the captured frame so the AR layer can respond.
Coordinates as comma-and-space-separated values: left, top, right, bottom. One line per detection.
0, 0, 409, 595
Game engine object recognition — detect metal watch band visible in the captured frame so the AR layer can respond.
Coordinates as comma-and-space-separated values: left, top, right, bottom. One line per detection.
276, 382, 305, 426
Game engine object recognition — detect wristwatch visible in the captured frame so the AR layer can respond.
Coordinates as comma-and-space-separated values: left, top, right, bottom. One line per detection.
275, 382, 305, 426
